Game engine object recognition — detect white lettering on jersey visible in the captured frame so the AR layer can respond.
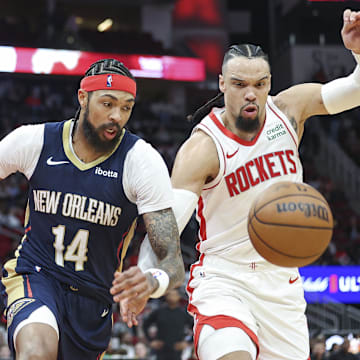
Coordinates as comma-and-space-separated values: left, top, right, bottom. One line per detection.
32, 190, 122, 226
62, 193, 122, 226
95, 166, 118, 178
33, 190, 62, 214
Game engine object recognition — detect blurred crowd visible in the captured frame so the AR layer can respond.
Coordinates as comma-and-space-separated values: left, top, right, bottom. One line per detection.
310, 333, 360, 359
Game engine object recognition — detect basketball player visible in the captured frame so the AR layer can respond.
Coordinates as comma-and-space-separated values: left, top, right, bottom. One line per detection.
118, 8, 360, 360
0, 59, 185, 359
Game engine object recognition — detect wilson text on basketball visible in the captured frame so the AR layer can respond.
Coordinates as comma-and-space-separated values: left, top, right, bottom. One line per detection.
276, 201, 330, 222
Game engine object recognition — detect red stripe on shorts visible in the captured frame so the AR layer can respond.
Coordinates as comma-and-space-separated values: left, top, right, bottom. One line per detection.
193, 313, 259, 360
25, 275, 33, 298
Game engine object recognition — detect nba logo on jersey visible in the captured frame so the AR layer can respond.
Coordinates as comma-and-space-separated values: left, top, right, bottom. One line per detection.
107, 75, 113, 87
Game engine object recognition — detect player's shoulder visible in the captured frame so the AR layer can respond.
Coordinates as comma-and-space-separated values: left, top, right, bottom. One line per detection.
131, 137, 158, 156
126, 137, 166, 167
5, 123, 45, 142
175, 129, 219, 175
183, 129, 218, 157
13, 122, 45, 134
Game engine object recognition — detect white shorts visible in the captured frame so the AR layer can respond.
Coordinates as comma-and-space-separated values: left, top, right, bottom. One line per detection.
187, 255, 310, 360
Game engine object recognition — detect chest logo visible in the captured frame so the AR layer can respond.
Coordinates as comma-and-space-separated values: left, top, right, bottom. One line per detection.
47, 156, 70, 166
226, 148, 239, 159
95, 166, 118, 178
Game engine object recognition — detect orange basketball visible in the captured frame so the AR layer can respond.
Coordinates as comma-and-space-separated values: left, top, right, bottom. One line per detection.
247, 181, 334, 267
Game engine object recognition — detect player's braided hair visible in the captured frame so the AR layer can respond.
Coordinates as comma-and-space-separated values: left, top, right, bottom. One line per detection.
187, 44, 269, 123
74, 59, 135, 120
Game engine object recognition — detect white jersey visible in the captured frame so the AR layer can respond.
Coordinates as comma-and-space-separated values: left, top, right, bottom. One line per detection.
194, 96, 303, 266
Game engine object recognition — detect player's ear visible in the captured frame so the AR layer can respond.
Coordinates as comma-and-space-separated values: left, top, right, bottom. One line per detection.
219, 74, 225, 93
78, 89, 88, 108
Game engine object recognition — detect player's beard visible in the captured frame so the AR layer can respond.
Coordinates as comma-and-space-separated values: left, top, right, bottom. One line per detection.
235, 104, 261, 133
235, 115, 260, 132
82, 105, 122, 153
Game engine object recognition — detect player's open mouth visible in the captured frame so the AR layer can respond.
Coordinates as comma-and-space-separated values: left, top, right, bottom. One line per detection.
103, 128, 117, 140
242, 104, 258, 117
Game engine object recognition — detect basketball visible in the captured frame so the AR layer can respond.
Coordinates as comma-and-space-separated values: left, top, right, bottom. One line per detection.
247, 181, 334, 267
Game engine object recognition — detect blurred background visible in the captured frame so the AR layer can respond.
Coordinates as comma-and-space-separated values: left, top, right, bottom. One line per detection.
1, 0, 360, 358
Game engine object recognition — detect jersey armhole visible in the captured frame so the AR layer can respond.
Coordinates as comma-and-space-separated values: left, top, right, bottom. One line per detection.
194, 125, 226, 191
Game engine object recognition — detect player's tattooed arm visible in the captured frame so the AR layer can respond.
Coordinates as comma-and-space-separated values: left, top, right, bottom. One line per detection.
111, 208, 184, 327
143, 208, 185, 291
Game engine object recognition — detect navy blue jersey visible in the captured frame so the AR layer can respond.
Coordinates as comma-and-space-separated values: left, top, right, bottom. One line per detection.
12, 119, 139, 304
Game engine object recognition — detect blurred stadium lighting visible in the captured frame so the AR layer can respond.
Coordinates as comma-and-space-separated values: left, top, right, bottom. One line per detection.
97, 18, 113, 32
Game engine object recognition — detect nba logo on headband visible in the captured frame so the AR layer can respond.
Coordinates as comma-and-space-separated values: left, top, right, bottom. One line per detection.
80, 74, 136, 97
106, 75, 113, 87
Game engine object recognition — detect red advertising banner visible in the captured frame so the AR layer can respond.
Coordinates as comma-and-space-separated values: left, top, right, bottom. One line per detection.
0, 46, 206, 82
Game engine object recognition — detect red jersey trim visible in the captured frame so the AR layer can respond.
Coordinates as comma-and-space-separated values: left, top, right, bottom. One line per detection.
186, 253, 205, 306
209, 109, 266, 146
196, 123, 226, 190
196, 196, 207, 245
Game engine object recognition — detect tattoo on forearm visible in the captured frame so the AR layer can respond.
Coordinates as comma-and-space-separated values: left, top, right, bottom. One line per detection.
143, 209, 185, 289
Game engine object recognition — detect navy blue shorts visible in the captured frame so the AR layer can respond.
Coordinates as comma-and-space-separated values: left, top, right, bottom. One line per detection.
1, 266, 112, 360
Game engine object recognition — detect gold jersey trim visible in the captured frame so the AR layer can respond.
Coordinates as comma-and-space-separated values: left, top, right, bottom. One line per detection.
62, 120, 125, 171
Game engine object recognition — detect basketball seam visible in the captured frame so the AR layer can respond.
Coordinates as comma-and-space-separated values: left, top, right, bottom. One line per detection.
248, 220, 324, 259
251, 219, 333, 230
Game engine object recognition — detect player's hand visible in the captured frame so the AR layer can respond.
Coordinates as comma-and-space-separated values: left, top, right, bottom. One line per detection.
341, 9, 360, 54
118, 298, 142, 328
110, 266, 154, 326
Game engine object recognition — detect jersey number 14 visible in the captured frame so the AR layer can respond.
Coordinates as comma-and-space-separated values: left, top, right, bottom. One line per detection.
52, 225, 89, 271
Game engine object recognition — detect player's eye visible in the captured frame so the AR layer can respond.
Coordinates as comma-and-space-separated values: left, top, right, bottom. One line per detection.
103, 102, 111, 107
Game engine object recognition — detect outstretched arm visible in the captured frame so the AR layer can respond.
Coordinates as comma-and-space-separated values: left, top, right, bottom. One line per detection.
110, 141, 185, 326
273, 9, 360, 139
137, 130, 220, 282
110, 208, 184, 326
142, 208, 185, 292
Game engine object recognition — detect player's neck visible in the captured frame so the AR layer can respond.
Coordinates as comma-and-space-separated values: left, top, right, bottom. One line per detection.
221, 111, 265, 142
72, 124, 109, 163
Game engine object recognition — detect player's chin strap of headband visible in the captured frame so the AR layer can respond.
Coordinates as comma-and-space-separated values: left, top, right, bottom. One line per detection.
80, 74, 137, 97
321, 51, 360, 114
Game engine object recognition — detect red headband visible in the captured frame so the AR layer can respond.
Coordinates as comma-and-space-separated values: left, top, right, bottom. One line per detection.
80, 74, 136, 97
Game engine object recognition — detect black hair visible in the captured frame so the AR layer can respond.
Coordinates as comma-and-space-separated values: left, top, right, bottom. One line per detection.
74, 58, 135, 120
188, 44, 269, 123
